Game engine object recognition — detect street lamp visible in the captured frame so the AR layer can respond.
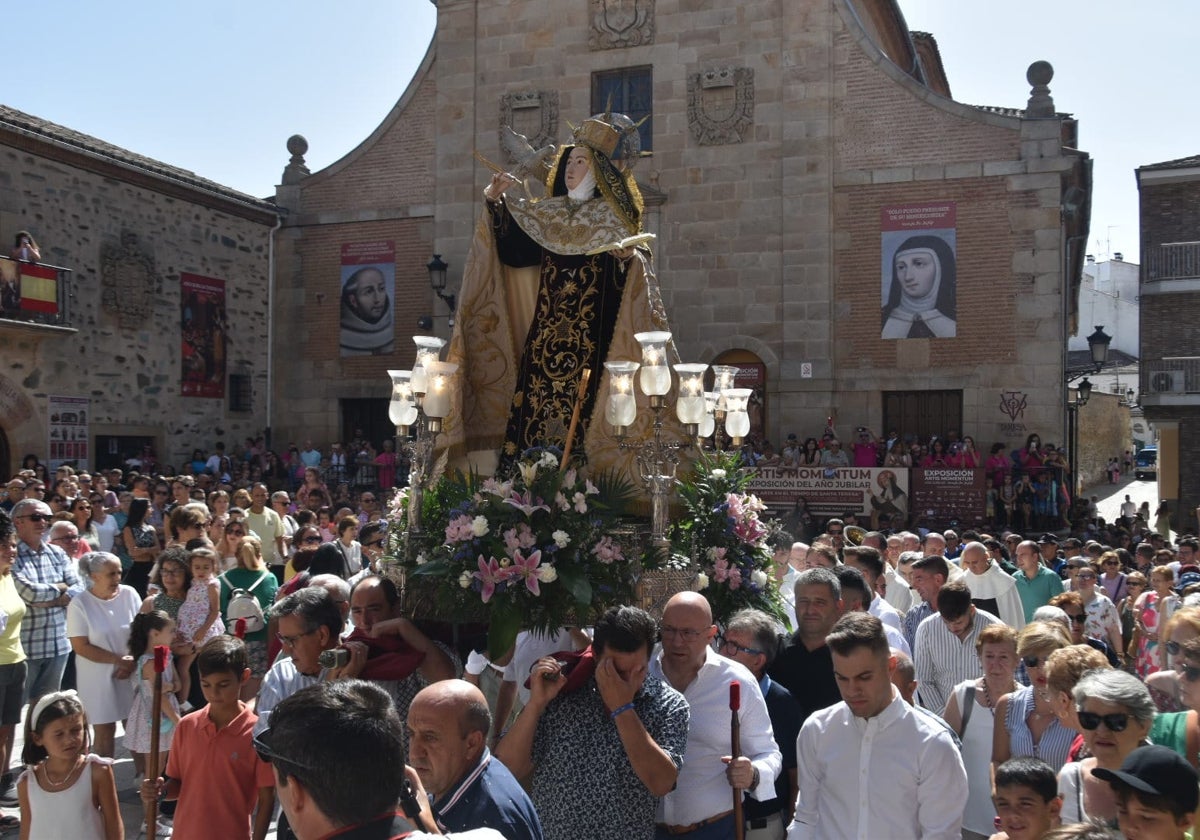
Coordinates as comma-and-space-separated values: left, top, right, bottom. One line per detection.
1066, 325, 1112, 383
427, 254, 455, 324
1076, 377, 1093, 407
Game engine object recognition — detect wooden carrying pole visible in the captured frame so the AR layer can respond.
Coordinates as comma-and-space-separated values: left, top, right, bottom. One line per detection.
145, 644, 169, 838
559, 368, 592, 472
730, 681, 745, 840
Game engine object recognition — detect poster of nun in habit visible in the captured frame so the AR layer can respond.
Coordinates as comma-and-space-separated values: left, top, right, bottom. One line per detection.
880, 202, 957, 339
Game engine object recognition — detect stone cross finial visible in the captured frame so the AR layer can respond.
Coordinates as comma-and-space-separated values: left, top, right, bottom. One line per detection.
1025, 61, 1055, 118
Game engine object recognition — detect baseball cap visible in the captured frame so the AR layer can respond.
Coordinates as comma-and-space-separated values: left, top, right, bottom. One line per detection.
1093, 745, 1199, 813
1037, 533, 1059, 545
1178, 570, 1200, 593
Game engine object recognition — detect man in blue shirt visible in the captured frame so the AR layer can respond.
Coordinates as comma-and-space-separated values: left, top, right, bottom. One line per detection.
407, 680, 542, 840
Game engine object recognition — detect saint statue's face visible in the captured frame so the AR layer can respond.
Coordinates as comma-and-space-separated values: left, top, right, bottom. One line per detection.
895, 248, 938, 298
564, 148, 592, 191
348, 269, 388, 322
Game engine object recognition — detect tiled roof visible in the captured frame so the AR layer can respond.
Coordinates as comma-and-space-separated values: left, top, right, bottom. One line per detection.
0, 103, 275, 211
969, 103, 1074, 120
1139, 154, 1200, 172
1067, 348, 1139, 370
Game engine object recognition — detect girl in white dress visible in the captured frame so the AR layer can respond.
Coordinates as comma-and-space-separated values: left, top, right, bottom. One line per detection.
16, 690, 122, 839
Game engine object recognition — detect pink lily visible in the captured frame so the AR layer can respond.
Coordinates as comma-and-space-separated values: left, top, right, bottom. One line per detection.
472, 555, 505, 603
511, 549, 543, 596
504, 490, 551, 518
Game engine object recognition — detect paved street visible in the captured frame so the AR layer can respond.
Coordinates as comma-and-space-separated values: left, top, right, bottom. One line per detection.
1087, 471, 1166, 537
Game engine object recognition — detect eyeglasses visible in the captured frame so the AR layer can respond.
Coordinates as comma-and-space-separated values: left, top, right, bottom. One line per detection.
51, 534, 80, 542
660, 625, 708, 641
717, 636, 764, 657
1063, 613, 1086, 625
160, 568, 184, 577
1075, 573, 1096, 581
363, 540, 384, 549
277, 629, 318, 647
1181, 664, 1200, 683
1166, 641, 1184, 657
226, 528, 244, 536
1076, 711, 1130, 732
301, 536, 322, 544
1022, 655, 1046, 669
17, 514, 50, 523
252, 727, 316, 772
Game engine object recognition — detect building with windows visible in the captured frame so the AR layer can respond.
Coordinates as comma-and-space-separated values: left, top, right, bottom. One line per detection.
270, 0, 1092, 466
0, 105, 277, 476
1136, 154, 1200, 529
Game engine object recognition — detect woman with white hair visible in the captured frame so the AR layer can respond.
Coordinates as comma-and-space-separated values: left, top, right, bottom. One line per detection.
1056, 668, 1156, 829
66, 552, 141, 757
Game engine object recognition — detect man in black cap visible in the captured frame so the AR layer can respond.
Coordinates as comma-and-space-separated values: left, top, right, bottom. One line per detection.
1036, 534, 1062, 574
1094, 744, 1198, 839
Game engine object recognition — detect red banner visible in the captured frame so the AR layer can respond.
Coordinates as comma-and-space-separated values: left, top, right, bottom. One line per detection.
19, 263, 57, 313
180, 274, 227, 398
909, 467, 988, 530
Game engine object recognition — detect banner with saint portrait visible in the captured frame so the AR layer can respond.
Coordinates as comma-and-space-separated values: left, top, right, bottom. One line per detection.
340, 241, 396, 357
180, 274, 226, 398
880, 203, 957, 340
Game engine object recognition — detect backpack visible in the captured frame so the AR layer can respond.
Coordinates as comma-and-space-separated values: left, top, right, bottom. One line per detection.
219, 571, 271, 634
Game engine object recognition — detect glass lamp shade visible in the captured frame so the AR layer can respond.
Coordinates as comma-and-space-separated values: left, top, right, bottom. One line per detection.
422, 361, 458, 418
710, 365, 740, 409
724, 388, 752, 439
698, 412, 715, 439
673, 363, 709, 424
604, 361, 641, 428
387, 370, 418, 426
411, 335, 447, 394
634, 331, 672, 396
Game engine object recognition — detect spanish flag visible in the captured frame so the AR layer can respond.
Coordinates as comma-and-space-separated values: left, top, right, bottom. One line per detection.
19, 263, 57, 313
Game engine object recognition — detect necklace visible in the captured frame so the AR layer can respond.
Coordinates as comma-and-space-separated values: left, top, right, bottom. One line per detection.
980, 677, 1016, 710
43, 756, 82, 788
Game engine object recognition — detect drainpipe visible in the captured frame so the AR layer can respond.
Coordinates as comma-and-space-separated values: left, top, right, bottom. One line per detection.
266, 211, 284, 449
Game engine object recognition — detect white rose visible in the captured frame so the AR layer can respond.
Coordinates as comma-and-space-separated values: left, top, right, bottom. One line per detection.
536, 564, 558, 583
695, 572, 709, 591
711, 469, 727, 479
752, 569, 769, 588
458, 571, 473, 588
471, 516, 490, 537
552, 530, 571, 548
415, 553, 427, 565
540, 451, 558, 468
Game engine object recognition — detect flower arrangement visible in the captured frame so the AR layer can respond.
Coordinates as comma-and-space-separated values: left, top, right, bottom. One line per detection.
667, 449, 789, 628
388, 447, 637, 657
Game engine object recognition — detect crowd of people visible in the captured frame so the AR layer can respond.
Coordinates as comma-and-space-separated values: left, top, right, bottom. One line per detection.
1, 446, 1199, 839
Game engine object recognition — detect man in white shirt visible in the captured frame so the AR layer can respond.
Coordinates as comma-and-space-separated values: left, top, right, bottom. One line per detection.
842, 546, 903, 634
958, 541, 1026, 629
787, 612, 967, 839
881, 534, 913, 613
651, 593, 782, 838
834, 566, 910, 657
1119, 494, 1137, 522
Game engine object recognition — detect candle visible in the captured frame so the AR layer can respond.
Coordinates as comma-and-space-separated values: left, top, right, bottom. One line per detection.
607, 393, 637, 427
421, 361, 458, 418
727, 410, 750, 438
639, 365, 671, 396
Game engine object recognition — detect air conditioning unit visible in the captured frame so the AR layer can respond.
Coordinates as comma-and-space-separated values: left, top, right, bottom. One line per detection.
1150, 370, 1184, 393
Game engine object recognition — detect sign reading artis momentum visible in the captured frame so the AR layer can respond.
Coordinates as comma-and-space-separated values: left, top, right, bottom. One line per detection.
747, 466, 909, 527
910, 467, 988, 529
48, 395, 89, 472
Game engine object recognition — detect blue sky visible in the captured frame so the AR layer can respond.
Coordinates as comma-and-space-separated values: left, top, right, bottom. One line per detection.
9, 1, 1192, 263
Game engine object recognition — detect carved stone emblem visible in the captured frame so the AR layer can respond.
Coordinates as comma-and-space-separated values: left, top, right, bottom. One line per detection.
499, 90, 559, 167
589, 0, 655, 50
687, 67, 755, 146
99, 231, 158, 330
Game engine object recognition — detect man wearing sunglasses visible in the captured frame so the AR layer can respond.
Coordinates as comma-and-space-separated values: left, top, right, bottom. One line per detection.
9, 499, 83, 708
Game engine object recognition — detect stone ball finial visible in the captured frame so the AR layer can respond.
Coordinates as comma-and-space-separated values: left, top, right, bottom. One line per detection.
287, 135, 309, 157
1026, 61, 1054, 87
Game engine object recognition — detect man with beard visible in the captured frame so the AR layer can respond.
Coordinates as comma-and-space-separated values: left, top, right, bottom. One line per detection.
340, 266, 394, 355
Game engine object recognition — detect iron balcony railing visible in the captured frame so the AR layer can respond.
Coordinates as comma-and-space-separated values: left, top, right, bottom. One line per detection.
1145, 241, 1200, 282
0, 255, 73, 328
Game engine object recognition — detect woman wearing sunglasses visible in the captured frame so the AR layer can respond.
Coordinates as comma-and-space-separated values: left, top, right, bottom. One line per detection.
993, 622, 1076, 775
1149, 635, 1200, 768
1074, 562, 1126, 665
1146, 607, 1200, 713
1132, 565, 1181, 679
1057, 669, 1155, 830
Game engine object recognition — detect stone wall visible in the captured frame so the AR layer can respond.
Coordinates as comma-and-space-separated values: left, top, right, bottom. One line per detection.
272, 0, 1082, 462
1076, 391, 1132, 492
0, 143, 275, 475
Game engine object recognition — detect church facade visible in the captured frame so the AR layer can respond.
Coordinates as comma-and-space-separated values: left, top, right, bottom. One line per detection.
271, 0, 1092, 461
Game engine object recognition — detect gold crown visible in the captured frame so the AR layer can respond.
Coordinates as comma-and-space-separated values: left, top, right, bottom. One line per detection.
573, 118, 622, 158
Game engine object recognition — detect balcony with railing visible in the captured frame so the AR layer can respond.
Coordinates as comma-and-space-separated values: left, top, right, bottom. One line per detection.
1145, 241, 1200, 282
0, 255, 74, 329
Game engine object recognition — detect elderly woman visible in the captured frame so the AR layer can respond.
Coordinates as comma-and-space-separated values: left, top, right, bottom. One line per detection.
66, 552, 141, 757
218, 535, 278, 700
1146, 606, 1200, 713
994, 621, 1077, 773
1148, 634, 1200, 768
943, 623, 1019, 839
1057, 669, 1156, 829
167, 502, 210, 549
1045, 644, 1112, 761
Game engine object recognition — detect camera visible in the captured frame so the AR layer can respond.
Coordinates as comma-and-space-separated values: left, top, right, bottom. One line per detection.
318, 648, 351, 670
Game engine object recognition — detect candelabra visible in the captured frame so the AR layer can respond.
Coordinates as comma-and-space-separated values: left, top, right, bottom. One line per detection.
388, 337, 457, 553
606, 332, 710, 549
708, 365, 740, 452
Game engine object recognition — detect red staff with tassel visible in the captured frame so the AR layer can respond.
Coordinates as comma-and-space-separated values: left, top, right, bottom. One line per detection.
145, 644, 169, 838
730, 681, 745, 840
